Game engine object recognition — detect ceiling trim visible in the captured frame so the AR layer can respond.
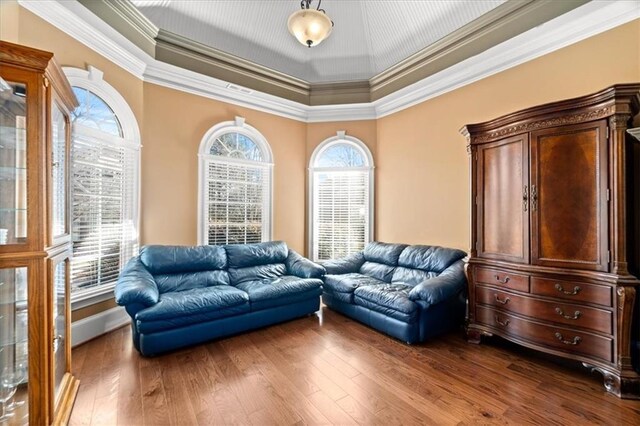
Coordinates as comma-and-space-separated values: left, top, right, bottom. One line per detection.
74, 0, 590, 105
17, 0, 640, 123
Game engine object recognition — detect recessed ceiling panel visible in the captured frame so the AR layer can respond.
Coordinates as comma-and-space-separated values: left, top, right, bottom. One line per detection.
131, 0, 506, 83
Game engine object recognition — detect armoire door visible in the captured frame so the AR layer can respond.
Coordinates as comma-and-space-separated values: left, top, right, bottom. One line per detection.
476, 133, 530, 263
530, 120, 608, 271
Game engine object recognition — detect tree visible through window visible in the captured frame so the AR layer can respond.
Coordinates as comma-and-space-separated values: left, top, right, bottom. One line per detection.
68, 79, 140, 296
199, 120, 272, 245
310, 137, 373, 261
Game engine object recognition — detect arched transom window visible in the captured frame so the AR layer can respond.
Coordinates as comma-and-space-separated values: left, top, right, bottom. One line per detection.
199, 117, 273, 245
309, 132, 374, 261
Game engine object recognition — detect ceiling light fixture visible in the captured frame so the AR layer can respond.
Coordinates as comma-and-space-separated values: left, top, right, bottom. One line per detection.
287, 0, 334, 48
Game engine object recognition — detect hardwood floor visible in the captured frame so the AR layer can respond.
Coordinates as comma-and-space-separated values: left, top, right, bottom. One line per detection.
69, 307, 640, 425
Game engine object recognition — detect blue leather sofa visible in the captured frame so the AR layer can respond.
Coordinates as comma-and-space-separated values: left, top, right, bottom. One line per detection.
321, 242, 467, 344
114, 241, 325, 356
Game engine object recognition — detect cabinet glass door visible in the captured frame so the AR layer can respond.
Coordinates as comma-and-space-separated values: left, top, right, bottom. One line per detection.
0, 266, 29, 424
0, 80, 27, 246
51, 257, 69, 401
51, 102, 68, 241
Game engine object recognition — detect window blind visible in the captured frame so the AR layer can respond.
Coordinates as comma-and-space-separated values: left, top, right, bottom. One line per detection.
205, 160, 269, 245
70, 125, 138, 293
313, 170, 369, 261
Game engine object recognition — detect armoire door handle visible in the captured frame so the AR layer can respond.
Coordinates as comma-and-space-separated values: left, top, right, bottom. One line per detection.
531, 185, 537, 211
523, 185, 528, 212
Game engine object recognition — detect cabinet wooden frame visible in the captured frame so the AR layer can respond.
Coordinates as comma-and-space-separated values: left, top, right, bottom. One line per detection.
462, 83, 640, 399
0, 41, 79, 423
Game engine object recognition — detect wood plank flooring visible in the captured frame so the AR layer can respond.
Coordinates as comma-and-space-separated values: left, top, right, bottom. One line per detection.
69, 307, 640, 425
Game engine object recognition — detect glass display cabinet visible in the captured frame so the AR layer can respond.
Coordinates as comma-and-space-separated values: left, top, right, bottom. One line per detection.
0, 41, 78, 424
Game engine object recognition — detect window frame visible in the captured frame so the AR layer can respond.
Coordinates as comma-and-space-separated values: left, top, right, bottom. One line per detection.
308, 132, 375, 261
197, 117, 274, 246
63, 66, 141, 306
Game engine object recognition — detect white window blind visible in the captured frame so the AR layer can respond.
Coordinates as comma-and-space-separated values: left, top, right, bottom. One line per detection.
199, 125, 272, 245
314, 171, 369, 261
70, 125, 138, 293
310, 138, 373, 261
205, 160, 269, 245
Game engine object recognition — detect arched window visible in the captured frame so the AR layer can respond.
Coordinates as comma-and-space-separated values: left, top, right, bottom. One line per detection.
309, 132, 374, 261
198, 117, 273, 245
64, 66, 140, 299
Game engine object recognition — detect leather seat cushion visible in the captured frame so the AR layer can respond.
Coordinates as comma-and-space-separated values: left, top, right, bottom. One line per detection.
136, 302, 250, 334
236, 276, 323, 311
323, 273, 386, 293
136, 285, 249, 322
354, 283, 418, 323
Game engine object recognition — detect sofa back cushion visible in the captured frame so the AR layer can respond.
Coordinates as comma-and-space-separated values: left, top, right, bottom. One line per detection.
225, 241, 288, 268
363, 242, 408, 265
226, 241, 289, 285
358, 242, 407, 283
140, 245, 229, 293
391, 245, 467, 285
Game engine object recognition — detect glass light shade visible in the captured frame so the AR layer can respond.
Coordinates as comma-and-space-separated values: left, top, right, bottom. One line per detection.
287, 9, 333, 47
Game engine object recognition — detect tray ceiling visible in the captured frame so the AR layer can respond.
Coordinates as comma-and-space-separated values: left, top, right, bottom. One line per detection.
130, 0, 506, 84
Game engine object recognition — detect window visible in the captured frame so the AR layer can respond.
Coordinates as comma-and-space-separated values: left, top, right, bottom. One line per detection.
198, 117, 273, 245
309, 133, 374, 261
64, 66, 140, 299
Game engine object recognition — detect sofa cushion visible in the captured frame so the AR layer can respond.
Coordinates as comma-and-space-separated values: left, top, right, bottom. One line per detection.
153, 270, 230, 294
225, 241, 288, 269
229, 263, 287, 285
140, 245, 227, 274
391, 267, 437, 287
236, 276, 322, 311
397, 245, 467, 273
363, 242, 408, 266
353, 283, 418, 323
323, 273, 386, 302
136, 302, 250, 334
135, 285, 249, 322
360, 261, 395, 283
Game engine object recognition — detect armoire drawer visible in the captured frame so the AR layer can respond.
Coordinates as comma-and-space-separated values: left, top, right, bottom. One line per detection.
475, 267, 529, 293
476, 306, 613, 363
530, 277, 612, 307
476, 286, 612, 334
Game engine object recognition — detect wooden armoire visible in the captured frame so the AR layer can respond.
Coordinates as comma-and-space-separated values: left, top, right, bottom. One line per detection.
462, 84, 640, 399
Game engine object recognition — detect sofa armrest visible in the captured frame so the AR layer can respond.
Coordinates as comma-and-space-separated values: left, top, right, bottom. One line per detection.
114, 257, 160, 309
286, 250, 325, 279
408, 260, 467, 306
321, 252, 365, 275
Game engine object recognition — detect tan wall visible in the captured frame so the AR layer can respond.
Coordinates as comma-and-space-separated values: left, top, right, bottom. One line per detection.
376, 19, 640, 251
141, 83, 308, 252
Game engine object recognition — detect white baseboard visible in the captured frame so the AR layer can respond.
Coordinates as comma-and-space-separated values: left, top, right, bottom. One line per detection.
71, 306, 130, 347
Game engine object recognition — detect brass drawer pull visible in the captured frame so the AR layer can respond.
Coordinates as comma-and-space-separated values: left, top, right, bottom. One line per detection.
554, 332, 582, 345
555, 307, 581, 320
555, 283, 581, 295
494, 294, 510, 305
495, 275, 510, 284
494, 315, 510, 327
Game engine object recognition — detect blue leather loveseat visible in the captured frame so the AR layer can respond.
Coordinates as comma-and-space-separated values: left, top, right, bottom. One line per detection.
321, 242, 467, 344
114, 241, 325, 355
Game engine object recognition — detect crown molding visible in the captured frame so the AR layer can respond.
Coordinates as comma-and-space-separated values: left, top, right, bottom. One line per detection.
372, 0, 640, 119
17, 0, 640, 123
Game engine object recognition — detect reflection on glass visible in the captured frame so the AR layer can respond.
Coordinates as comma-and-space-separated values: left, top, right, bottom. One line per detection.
51, 104, 67, 237
0, 82, 27, 245
0, 267, 29, 423
53, 261, 67, 396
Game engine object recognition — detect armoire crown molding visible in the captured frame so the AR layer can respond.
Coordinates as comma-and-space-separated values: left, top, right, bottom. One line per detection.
17, 0, 640, 123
